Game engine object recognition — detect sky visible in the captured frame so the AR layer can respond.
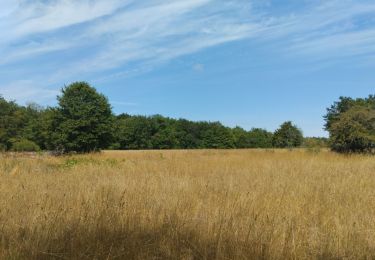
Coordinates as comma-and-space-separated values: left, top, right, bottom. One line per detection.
1, 0, 375, 137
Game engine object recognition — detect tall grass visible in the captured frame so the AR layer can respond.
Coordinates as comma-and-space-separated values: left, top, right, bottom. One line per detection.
0, 150, 375, 259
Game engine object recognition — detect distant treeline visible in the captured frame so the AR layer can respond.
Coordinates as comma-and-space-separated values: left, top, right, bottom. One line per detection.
112, 114, 274, 150
0, 82, 327, 153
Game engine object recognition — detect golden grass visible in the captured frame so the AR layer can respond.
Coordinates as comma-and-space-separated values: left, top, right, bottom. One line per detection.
1, 149, 375, 259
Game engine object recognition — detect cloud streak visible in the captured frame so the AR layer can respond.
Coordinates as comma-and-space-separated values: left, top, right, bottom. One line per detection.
1, 0, 375, 103
0, 80, 59, 104
1, 0, 127, 41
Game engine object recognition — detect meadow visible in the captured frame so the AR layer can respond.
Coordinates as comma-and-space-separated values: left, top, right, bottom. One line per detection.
1, 149, 375, 259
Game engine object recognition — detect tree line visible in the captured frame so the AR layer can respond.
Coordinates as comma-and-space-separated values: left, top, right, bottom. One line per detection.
0, 82, 315, 153
2, 82, 372, 154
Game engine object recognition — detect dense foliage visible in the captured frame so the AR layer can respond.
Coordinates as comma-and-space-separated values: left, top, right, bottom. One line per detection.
0, 82, 309, 153
50, 82, 114, 153
0, 98, 46, 151
11, 139, 40, 152
303, 137, 328, 148
112, 114, 275, 150
325, 95, 375, 153
0, 98, 24, 150
272, 121, 304, 148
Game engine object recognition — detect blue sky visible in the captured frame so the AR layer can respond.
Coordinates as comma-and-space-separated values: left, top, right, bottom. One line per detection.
1, 0, 375, 137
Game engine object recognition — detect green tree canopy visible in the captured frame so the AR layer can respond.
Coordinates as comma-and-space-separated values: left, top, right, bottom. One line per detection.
325, 95, 375, 154
199, 122, 234, 149
247, 128, 273, 148
51, 82, 114, 153
232, 127, 249, 148
329, 106, 375, 153
1, 83, 317, 152
272, 121, 303, 148
324, 95, 375, 130
0, 97, 25, 150
232, 127, 273, 148
303, 137, 328, 148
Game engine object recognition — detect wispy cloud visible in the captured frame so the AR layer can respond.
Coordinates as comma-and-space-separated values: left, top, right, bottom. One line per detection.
0, 80, 59, 104
45, 0, 259, 81
291, 28, 375, 59
1, 0, 375, 103
0, 0, 258, 85
273, 1, 375, 60
1, 0, 127, 42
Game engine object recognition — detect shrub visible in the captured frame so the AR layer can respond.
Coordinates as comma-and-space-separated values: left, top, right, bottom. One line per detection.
272, 121, 303, 148
329, 106, 375, 154
325, 95, 375, 154
0, 143, 6, 152
11, 139, 41, 152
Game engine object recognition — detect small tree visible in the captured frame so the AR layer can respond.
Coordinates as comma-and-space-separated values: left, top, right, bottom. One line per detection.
0, 97, 25, 150
329, 106, 375, 153
325, 95, 375, 154
232, 127, 249, 148
11, 139, 40, 152
272, 121, 303, 148
325, 95, 375, 130
51, 82, 114, 153
303, 137, 328, 148
247, 128, 273, 148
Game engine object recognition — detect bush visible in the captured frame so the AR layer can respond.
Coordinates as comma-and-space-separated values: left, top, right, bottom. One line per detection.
272, 121, 303, 148
0, 143, 6, 152
303, 137, 328, 148
325, 95, 375, 154
329, 106, 375, 154
11, 139, 40, 152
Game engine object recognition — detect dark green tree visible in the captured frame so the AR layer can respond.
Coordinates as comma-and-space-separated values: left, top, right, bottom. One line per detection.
0, 97, 25, 150
200, 122, 234, 149
303, 137, 328, 148
325, 95, 375, 153
328, 106, 375, 153
324, 95, 375, 130
247, 128, 273, 148
21, 103, 50, 149
150, 115, 179, 149
115, 115, 155, 150
175, 119, 200, 149
231, 127, 273, 148
272, 121, 303, 148
232, 127, 249, 148
51, 82, 114, 153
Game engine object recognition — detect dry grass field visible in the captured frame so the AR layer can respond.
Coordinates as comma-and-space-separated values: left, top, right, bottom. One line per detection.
1, 149, 375, 259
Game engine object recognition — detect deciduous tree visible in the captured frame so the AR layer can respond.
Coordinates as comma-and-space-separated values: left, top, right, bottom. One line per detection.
51, 82, 114, 153
272, 121, 303, 148
325, 95, 375, 153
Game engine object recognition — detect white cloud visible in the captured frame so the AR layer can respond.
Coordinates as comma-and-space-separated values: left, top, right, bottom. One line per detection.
291, 28, 375, 58
0, 80, 59, 104
0, 0, 18, 18
0, 40, 73, 65
2, 0, 375, 67
18, 0, 259, 82
1, 0, 375, 103
258, 0, 375, 57
2, 0, 127, 41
